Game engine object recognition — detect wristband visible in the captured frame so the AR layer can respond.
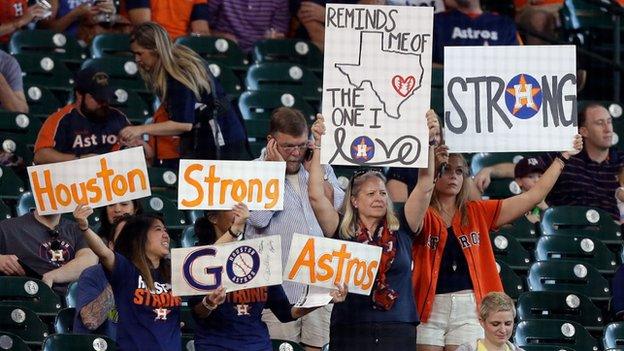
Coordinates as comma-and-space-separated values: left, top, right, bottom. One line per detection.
202, 296, 217, 311
556, 154, 569, 165
228, 226, 243, 238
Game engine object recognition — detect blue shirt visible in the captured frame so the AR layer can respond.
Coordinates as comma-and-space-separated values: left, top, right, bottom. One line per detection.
57, 0, 90, 37
330, 210, 419, 325
73, 264, 117, 338
106, 253, 182, 351
612, 265, 624, 318
190, 285, 295, 351
433, 9, 519, 63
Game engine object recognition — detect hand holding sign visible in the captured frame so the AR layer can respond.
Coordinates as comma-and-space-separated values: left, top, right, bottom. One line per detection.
330, 282, 349, 303
426, 109, 441, 146
230, 203, 250, 235
73, 204, 94, 230
562, 134, 583, 159
311, 114, 326, 145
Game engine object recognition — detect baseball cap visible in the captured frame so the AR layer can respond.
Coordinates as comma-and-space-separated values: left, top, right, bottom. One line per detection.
514, 157, 546, 179
74, 67, 114, 103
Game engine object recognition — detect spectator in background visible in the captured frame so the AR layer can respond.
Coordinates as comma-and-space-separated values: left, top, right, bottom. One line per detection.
475, 103, 624, 221
245, 107, 344, 351
0, 50, 28, 113
290, 0, 358, 51
73, 215, 129, 338
33, 67, 149, 165
39, 0, 117, 41
514, 156, 548, 223
514, 0, 560, 45
456, 292, 525, 351
207, 0, 290, 52
0, 209, 98, 294
97, 200, 142, 238
0, 1, 50, 44
432, 0, 520, 64
122, 0, 209, 38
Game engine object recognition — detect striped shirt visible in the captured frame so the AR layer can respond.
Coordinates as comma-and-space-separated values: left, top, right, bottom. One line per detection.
245, 154, 345, 303
541, 148, 624, 220
207, 0, 290, 52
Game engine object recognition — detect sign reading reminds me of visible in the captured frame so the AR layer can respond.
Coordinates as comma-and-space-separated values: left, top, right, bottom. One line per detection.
321, 5, 433, 168
28, 147, 150, 215
171, 236, 282, 296
284, 233, 382, 296
178, 160, 286, 211
444, 45, 578, 153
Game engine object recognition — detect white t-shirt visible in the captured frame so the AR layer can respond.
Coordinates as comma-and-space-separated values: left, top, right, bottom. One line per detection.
385, 0, 446, 13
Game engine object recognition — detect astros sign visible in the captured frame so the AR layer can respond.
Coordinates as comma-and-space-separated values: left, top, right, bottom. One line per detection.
444, 45, 578, 153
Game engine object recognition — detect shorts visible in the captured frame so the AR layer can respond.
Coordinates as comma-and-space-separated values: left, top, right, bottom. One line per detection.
261, 304, 332, 348
416, 290, 484, 347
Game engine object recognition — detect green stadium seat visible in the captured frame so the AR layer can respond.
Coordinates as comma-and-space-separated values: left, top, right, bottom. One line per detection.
604, 322, 624, 350
496, 260, 524, 299
0, 165, 27, 201
527, 261, 610, 301
482, 178, 521, 199
431, 88, 443, 116
560, 0, 617, 32
9, 30, 86, 68
0, 110, 42, 145
490, 232, 532, 271
42, 333, 116, 351
181, 226, 198, 248
0, 305, 49, 346
272, 339, 305, 351
64, 281, 78, 309
175, 36, 248, 71
245, 63, 322, 104
0, 277, 62, 317
186, 210, 204, 224
110, 88, 151, 124
81, 57, 149, 95
541, 206, 622, 246
0, 199, 12, 219
148, 167, 178, 191
13, 53, 74, 100
238, 90, 315, 134
514, 319, 599, 350
54, 307, 75, 334
251, 39, 322, 74
432, 67, 443, 89
180, 306, 196, 336
206, 62, 243, 98
0, 331, 30, 351
495, 216, 539, 245
534, 235, 618, 274
90, 33, 132, 58
139, 194, 188, 230
469, 152, 538, 176
23, 84, 63, 120
517, 291, 603, 332
182, 336, 194, 351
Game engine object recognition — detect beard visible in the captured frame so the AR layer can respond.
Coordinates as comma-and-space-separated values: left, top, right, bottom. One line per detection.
81, 100, 110, 122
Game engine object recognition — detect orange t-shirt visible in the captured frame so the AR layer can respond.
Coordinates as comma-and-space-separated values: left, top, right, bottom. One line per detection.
0, 0, 28, 43
148, 105, 180, 160
412, 200, 504, 323
120, 0, 206, 39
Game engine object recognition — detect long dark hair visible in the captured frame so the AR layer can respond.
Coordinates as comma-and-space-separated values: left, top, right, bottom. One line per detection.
97, 200, 143, 238
114, 214, 170, 290
194, 211, 219, 246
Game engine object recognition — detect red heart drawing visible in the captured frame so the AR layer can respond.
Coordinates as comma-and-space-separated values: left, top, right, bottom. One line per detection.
391, 75, 416, 97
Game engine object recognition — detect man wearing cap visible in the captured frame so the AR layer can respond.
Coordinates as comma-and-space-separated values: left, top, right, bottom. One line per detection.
33, 67, 149, 165
514, 156, 547, 223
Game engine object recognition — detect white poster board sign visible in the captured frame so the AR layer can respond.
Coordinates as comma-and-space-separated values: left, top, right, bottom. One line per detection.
178, 160, 286, 211
171, 236, 282, 296
27, 147, 150, 215
284, 233, 382, 296
321, 4, 433, 168
444, 45, 578, 153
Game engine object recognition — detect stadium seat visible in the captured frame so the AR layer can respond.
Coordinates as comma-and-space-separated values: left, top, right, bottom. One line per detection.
0, 305, 49, 346
251, 39, 323, 74
0, 110, 42, 145
541, 206, 622, 246
110, 88, 151, 124
239, 89, 315, 121
496, 260, 524, 299
245, 63, 322, 104
0, 165, 27, 201
321, 343, 329, 351
54, 307, 75, 334
514, 319, 599, 350
483, 178, 522, 199
175, 36, 248, 71
0, 131, 34, 164
42, 333, 116, 351
148, 167, 178, 191
186, 210, 204, 224
431, 67, 443, 89
520, 346, 576, 351
90, 33, 132, 58
516, 291, 603, 332
180, 306, 196, 336
9, 30, 86, 68
527, 261, 610, 301
181, 226, 198, 248
534, 235, 618, 274
0, 199, 12, 220
139, 195, 188, 231
0, 331, 30, 351
271, 339, 305, 351
181, 336, 194, 351
23, 84, 63, 120
64, 281, 78, 309
206, 62, 243, 98
604, 322, 624, 350
495, 216, 539, 244
0, 277, 62, 317
431, 88, 443, 116
469, 152, 532, 175
490, 232, 532, 271
81, 57, 149, 95
13, 53, 74, 100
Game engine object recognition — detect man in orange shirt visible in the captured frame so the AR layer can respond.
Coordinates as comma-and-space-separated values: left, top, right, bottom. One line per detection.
121, 0, 209, 38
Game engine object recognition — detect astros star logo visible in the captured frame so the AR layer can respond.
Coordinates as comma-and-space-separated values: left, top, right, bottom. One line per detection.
154, 308, 171, 321
506, 74, 541, 115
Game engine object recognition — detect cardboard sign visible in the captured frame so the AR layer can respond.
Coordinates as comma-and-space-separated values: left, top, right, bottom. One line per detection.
444, 45, 578, 153
321, 4, 433, 168
284, 233, 382, 296
178, 160, 286, 210
28, 147, 150, 215
171, 236, 282, 296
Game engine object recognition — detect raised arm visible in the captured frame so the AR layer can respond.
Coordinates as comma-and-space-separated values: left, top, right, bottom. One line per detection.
404, 110, 440, 233
74, 205, 115, 273
308, 115, 340, 236
496, 135, 583, 227
215, 203, 248, 244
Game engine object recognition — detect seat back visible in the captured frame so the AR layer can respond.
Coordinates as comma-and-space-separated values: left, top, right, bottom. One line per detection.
0, 165, 27, 200
81, 57, 149, 94
496, 260, 524, 299
252, 39, 322, 73
23, 84, 62, 119
140, 195, 188, 230
238, 90, 315, 125
541, 206, 622, 244
535, 235, 618, 274
604, 322, 624, 350
9, 30, 85, 65
490, 232, 532, 270
90, 33, 132, 58
271, 339, 305, 351
206, 62, 243, 97
175, 36, 248, 71
0, 277, 62, 317
527, 261, 610, 301
0, 331, 30, 351
0, 305, 48, 346
54, 307, 75, 334
514, 319, 599, 350
14, 53, 74, 98
517, 291, 603, 330
495, 216, 540, 244
181, 226, 198, 248
245, 63, 322, 103
42, 333, 116, 351
64, 281, 79, 309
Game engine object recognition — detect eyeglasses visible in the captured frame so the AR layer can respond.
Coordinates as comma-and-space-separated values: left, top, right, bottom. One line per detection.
350, 168, 384, 192
277, 143, 308, 154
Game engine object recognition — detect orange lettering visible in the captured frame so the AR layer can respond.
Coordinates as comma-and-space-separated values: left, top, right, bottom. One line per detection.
133, 289, 145, 304
264, 179, 279, 209
95, 158, 114, 201
69, 183, 88, 205
55, 183, 72, 207
362, 261, 379, 291
111, 175, 128, 196
247, 178, 262, 202
219, 179, 233, 205
204, 165, 221, 206
127, 169, 147, 191
181, 164, 204, 207
345, 258, 368, 286
316, 253, 334, 282
86, 178, 102, 202
332, 244, 351, 285
288, 238, 316, 283
31, 170, 56, 211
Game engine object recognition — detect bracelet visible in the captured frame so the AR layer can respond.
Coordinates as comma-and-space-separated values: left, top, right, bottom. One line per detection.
556, 154, 569, 166
79, 226, 89, 232
313, 144, 321, 149
202, 296, 217, 311
227, 226, 243, 238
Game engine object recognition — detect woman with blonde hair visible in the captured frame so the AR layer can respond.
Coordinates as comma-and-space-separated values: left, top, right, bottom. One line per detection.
456, 292, 525, 351
412, 135, 582, 351
120, 22, 245, 167
306, 110, 441, 350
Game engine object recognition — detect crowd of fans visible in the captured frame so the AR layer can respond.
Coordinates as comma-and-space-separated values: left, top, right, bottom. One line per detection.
0, 0, 623, 350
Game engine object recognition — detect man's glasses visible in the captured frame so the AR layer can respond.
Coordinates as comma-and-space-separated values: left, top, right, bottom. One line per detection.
277, 143, 308, 154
